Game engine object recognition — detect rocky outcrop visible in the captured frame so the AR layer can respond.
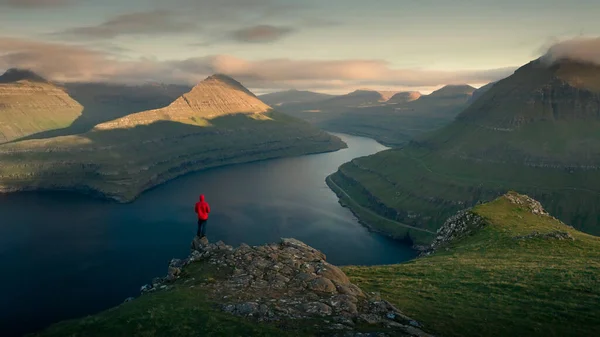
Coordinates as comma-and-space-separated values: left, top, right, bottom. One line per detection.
140, 237, 432, 337
422, 209, 485, 255
422, 192, 572, 255
503, 191, 549, 216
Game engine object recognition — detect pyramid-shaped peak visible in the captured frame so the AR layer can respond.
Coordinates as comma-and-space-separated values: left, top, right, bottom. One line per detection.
0, 68, 48, 84
193, 74, 257, 97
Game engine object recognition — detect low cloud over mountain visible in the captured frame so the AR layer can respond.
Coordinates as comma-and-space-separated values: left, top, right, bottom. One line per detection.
543, 37, 600, 65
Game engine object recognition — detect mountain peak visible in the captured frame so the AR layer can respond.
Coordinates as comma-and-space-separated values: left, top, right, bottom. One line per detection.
429, 84, 476, 97
388, 91, 422, 103
193, 74, 258, 98
0, 68, 48, 84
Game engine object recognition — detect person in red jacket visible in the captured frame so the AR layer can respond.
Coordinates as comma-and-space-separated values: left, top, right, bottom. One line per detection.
194, 194, 211, 238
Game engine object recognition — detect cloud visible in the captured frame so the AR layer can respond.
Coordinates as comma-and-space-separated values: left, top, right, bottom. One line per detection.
0, 0, 73, 8
230, 25, 294, 43
543, 37, 600, 65
0, 37, 516, 92
54, 9, 199, 39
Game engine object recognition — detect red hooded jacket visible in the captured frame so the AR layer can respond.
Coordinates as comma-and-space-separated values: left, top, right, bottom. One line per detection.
194, 195, 211, 221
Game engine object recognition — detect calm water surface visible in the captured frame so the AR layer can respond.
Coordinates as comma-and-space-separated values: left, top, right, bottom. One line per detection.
0, 133, 416, 336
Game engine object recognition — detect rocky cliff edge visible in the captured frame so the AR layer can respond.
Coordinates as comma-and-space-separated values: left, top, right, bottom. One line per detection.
138, 237, 432, 337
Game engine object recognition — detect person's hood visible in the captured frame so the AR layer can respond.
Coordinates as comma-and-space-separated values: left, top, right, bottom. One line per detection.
199, 195, 205, 202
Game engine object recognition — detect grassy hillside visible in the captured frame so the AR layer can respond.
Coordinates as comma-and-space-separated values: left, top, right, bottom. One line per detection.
0, 111, 345, 202
345, 193, 600, 337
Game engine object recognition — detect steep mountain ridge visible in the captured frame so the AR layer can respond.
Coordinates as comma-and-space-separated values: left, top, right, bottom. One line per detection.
0, 69, 82, 143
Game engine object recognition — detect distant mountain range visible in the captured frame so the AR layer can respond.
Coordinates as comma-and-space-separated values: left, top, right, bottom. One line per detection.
0, 69, 83, 143
271, 85, 477, 146
258, 89, 335, 106
329, 57, 600, 242
0, 72, 345, 202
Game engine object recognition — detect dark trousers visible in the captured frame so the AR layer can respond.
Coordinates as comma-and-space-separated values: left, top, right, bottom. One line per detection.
197, 219, 207, 237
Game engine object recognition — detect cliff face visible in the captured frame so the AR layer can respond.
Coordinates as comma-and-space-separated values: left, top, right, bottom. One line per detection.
37, 237, 433, 336
0, 71, 83, 143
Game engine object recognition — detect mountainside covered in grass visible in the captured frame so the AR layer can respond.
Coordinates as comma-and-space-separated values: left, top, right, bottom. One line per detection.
0, 69, 83, 143
0, 74, 346, 202
328, 58, 600, 240
33, 238, 432, 337
344, 192, 600, 337
278, 85, 475, 146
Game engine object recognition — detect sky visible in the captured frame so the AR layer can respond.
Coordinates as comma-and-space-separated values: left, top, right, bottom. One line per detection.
1, 0, 599, 94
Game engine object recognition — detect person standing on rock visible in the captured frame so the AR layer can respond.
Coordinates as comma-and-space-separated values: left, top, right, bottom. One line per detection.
194, 194, 211, 238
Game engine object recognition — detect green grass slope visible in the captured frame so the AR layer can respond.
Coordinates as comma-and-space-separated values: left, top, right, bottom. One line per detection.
344, 193, 600, 337
328, 59, 600, 241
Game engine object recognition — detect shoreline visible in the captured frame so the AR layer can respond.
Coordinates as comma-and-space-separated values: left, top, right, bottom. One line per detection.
325, 174, 435, 247
0, 145, 347, 204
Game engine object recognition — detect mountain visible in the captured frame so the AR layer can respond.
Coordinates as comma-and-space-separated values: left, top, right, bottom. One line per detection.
387, 91, 422, 104
33, 237, 431, 336
0, 68, 48, 83
61, 82, 191, 131
468, 82, 495, 103
0, 74, 346, 202
0, 69, 83, 143
427, 84, 475, 98
258, 89, 335, 106
327, 58, 600, 241
345, 192, 600, 337
321, 89, 397, 107
94, 74, 271, 129
304, 84, 476, 146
